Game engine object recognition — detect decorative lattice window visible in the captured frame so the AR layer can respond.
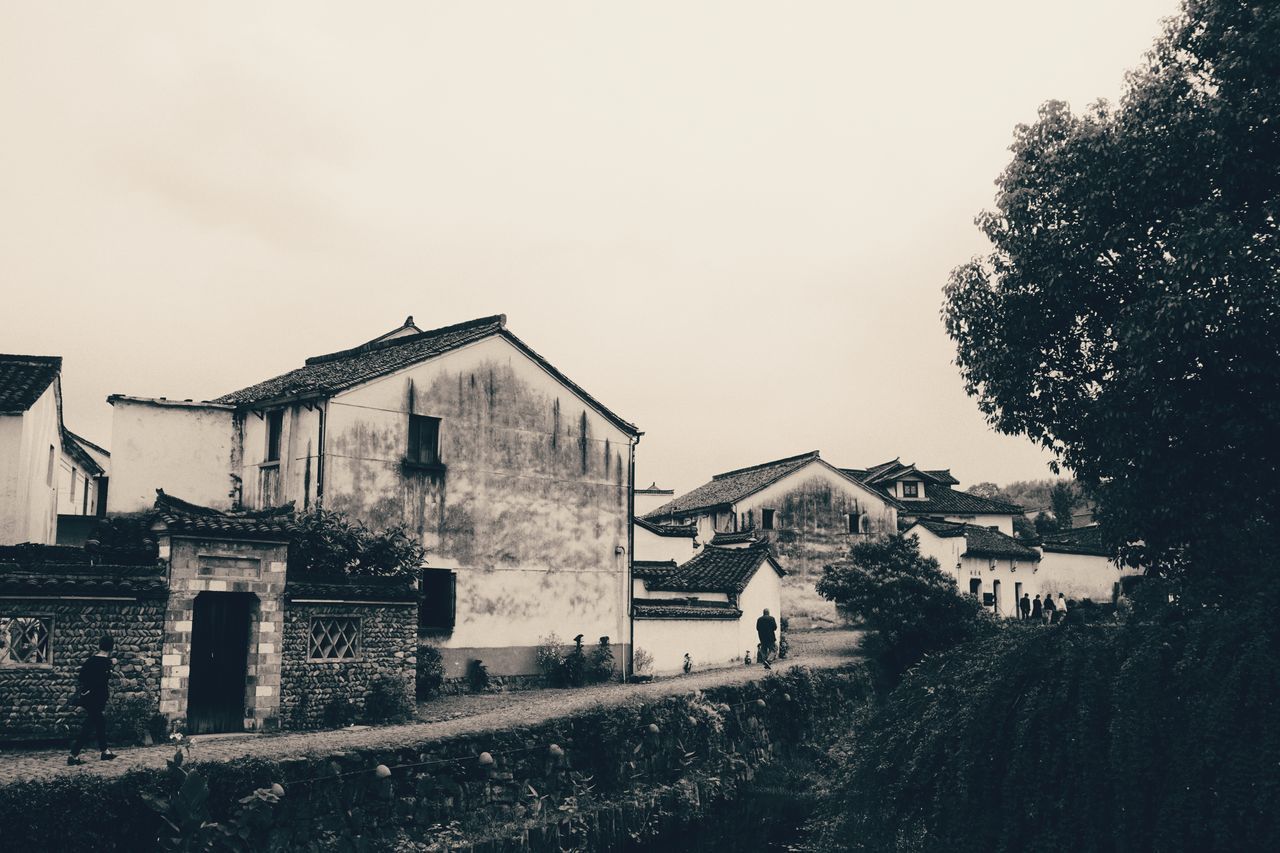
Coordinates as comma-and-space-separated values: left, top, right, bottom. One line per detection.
0, 616, 52, 666
308, 616, 361, 660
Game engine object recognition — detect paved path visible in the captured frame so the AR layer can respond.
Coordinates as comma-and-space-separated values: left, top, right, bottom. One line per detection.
0, 629, 862, 788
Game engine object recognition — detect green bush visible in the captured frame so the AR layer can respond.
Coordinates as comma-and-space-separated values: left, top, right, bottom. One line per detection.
535, 633, 565, 686
105, 696, 164, 746
416, 644, 444, 700
322, 696, 358, 729
807, 586, 1280, 853
588, 636, 615, 683
286, 508, 424, 579
364, 674, 415, 725
817, 535, 993, 682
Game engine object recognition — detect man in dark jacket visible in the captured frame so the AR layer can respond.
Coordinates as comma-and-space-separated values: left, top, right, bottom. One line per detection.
1020, 593, 1032, 621
756, 608, 778, 669
68, 635, 116, 764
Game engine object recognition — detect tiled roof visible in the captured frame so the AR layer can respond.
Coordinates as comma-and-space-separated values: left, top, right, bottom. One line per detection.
633, 517, 697, 538
0, 354, 60, 413
1040, 525, 1115, 558
632, 559, 680, 581
61, 427, 104, 476
645, 451, 821, 518
211, 314, 638, 436
632, 599, 743, 620
841, 461, 958, 487
645, 543, 784, 594
0, 565, 168, 599
709, 530, 759, 546
150, 491, 295, 541
914, 519, 1040, 561
285, 576, 417, 602
895, 486, 1023, 517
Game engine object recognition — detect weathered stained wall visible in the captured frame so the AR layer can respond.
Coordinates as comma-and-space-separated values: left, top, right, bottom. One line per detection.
236, 402, 323, 511
322, 335, 632, 674
107, 399, 237, 513
0, 598, 164, 740
279, 600, 416, 729
0, 383, 60, 544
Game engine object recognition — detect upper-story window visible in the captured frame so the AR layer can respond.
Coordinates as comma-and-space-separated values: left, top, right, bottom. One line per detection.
265, 410, 284, 463
761, 508, 776, 530
901, 481, 919, 498
408, 414, 442, 466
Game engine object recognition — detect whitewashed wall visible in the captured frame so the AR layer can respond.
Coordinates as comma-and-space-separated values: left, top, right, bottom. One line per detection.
107, 399, 237, 513
633, 615, 741, 675
0, 383, 60, 544
633, 523, 698, 564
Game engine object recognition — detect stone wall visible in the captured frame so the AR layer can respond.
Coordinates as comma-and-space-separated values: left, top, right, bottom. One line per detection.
280, 600, 417, 729
0, 598, 164, 741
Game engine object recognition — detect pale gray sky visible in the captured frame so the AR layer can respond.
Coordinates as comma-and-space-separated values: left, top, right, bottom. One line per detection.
1, 1, 1180, 495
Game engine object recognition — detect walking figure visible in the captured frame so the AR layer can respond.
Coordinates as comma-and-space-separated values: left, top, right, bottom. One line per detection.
1020, 593, 1031, 621
756, 608, 778, 669
68, 635, 116, 765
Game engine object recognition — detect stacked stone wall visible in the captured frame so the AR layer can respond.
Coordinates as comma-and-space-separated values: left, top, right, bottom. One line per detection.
0, 598, 164, 741
280, 601, 416, 729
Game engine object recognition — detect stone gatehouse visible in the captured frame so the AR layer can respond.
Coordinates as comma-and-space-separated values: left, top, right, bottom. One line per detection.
0, 496, 416, 742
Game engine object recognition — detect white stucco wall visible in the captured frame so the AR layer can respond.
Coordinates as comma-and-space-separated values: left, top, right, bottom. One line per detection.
736, 461, 898, 534
0, 384, 60, 544
633, 616, 741, 675
236, 401, 322, 510
736, 563, 783, 659
634, 489, 675, 518
107, 399, 237, 513
633, 523, 699, 564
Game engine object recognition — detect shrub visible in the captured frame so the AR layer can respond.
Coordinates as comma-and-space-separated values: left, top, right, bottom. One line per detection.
322, 696, 358, 729
817, 534, 993, 682
536, 633, 565, 686
807, 584, 1280, 853
561, 634, 588, 688
106, 696, 161, 746
416, 644, 445, 700
467, 659, 490, 693
588, 636, 615, 683
287, 508, 425, 579
631, 647, 654, 677
364, 674, 415, 725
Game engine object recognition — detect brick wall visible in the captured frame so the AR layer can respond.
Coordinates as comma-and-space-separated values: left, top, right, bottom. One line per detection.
0, 598, 164, 741
280, 600, 416, 729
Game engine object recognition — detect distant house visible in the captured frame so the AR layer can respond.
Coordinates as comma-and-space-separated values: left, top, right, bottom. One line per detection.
633, 516, 699, 564
841, 459, 1023, 535
908, 518, 1141, 617
106, 315, 639, 681
633, 481, 675, 517
0, 355, 107, 546
643, 450, 899, 623
905, 519, 1041, 617
632, 541, 784, 675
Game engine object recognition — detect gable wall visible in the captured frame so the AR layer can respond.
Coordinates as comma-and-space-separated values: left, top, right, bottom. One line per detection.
0, 383, 60, 544
322, 335, 634, 672
107, 401, 237, 513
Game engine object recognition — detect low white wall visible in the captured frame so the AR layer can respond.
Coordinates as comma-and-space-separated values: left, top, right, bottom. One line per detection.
634, 616, 743, 675
108, 399, 236, 513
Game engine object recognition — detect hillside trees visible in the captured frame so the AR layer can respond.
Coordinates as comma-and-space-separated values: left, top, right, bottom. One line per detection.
942, 0, 1280, 582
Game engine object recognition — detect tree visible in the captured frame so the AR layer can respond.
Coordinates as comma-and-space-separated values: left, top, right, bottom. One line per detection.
942, 0, 1280, 581
966, 482, 1002, 500
1033, 512, 1058, 538
1049, 481, 1077, 532
816, 535, 991, 681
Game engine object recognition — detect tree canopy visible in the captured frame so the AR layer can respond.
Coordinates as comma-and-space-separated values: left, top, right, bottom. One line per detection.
942, 0, 1280, 580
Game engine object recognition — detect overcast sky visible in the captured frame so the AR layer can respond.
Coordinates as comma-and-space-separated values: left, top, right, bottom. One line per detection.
1, 1, 1180, 495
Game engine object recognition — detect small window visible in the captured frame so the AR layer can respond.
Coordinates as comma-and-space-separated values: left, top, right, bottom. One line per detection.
408, 414, 442, 466
847, 512, 859, 534
969, 578, 982, 597
46, 445, 55, 486
761, 509, 775, 530
265, 410, 284, 463
902, 482, 919, 498
420, 568, 457, 631
0, 616, 52, 666
309, 616, 361, 660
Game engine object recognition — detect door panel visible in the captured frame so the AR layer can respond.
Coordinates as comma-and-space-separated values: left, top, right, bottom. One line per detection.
188, 593, 252, 734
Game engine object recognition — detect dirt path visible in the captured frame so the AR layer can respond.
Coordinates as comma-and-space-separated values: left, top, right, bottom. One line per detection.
0, 629, 861, 788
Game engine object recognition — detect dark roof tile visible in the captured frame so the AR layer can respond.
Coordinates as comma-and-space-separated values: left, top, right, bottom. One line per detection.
895, 486, 1023, 516
150, 491, 295, 541
914, 519, 1040, 561
1040, 525, 1115, 558
646, 543, 784, 594
632, 599, 742, 620
632, 559, 680, 581
285, 576, 417, 602
633, 517, 697, 538
645, 451, 821, 518
0, 355, 60, 413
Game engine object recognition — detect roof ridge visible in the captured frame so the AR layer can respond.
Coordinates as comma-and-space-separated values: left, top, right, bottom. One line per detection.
304, 314, 506, 366
0, 353, 62, 365
710, 450, 820, 481
64, 429, 110, 457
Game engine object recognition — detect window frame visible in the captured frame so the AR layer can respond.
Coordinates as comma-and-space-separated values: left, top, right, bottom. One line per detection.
0, 615, 54, 669
264, 410, 285, 464
307, 615, 363, 662
419, 568, 458, 632
761, 508, 776, 530
901, 481, 919, 498
406, 414, 444, 470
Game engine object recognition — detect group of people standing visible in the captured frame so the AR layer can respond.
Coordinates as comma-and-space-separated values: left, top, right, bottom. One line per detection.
1019, 592, 1068, 624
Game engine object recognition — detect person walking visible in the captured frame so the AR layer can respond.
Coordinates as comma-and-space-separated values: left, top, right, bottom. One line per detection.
1031, 595, 1043, 622
756, 608, 778, 669
68, 635, 116, 765
1044, 593, 1057, 624
1020, 593, 1032, 621
1057, 593, 1068, 622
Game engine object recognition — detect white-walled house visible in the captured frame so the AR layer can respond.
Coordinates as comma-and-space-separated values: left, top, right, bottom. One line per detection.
634, 482, 675, 518
632, 542, 784, 675
0, 355, 107, 545
645, 451, 899, 621
841, 459, 1023, 535
107, 315, 640, 680
632, 516, 699, 564
907, 518, 1140, 617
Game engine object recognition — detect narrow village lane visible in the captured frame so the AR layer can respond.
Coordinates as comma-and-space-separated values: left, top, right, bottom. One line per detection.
0, 629, 861, 787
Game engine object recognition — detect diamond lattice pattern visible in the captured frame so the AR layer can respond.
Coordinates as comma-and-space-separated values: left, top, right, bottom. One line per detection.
309, 617, 360, 660
0, 617, 51, 665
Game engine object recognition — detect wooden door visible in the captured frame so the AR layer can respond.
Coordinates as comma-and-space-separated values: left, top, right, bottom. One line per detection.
188, 592, 252, 734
